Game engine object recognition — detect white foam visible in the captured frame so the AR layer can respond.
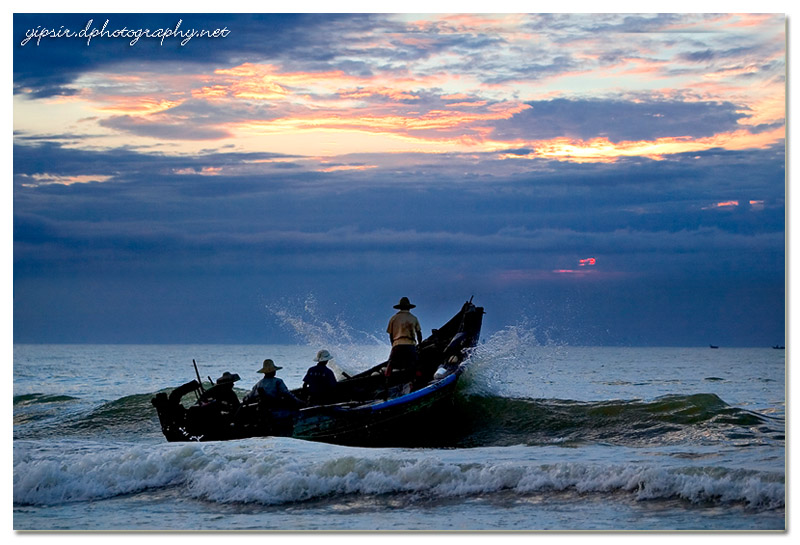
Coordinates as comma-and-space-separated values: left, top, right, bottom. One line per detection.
13, 442, 197, 505
13, 439, 785, 510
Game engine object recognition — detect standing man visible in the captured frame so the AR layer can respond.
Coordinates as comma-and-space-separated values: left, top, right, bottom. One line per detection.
385, 297, 423, 378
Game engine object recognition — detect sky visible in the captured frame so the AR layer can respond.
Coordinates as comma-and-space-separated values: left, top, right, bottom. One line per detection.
11, 10, 787, 347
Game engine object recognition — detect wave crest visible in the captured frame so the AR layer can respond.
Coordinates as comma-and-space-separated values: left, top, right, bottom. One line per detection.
13, 440, 784, 510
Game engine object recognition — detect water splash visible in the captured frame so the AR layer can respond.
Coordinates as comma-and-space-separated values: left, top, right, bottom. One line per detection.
266, 296, 567, 393
462, 320, 567, 398
265, 294, 388, 376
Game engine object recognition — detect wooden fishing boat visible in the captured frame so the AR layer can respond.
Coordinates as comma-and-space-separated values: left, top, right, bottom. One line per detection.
152, 299, 484, 445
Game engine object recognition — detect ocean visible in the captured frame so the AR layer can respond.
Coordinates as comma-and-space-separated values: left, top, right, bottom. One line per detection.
12, 329, 786, 532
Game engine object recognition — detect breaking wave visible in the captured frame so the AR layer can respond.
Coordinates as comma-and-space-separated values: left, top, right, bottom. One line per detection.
13, 438, 784, 510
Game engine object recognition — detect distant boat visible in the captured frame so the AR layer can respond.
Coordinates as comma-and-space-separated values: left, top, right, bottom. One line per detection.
773, 345, 785, 350
709, 345, 719, 349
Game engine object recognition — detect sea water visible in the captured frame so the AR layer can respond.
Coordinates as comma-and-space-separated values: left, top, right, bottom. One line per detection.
12, 331, 785, 531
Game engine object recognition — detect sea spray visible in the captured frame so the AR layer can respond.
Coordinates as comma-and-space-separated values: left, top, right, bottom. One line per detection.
461, 321, 567, 398
265, 294, 388, 378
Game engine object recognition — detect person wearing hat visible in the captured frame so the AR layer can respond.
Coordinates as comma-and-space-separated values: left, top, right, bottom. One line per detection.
385, 297, 423, 379
197, 371, 241, 411
243, 359, 304, 409
302, 349, 338, 406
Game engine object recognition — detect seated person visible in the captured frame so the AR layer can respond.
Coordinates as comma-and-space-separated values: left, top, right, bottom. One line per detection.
197, 371, 241, 413
243, 359, 304, 409
302, 349, 338, 405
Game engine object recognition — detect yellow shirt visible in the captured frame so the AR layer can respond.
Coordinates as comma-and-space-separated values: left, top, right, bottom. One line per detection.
387, 310, 422, 346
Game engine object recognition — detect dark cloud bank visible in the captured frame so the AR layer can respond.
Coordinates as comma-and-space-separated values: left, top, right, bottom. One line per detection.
13, 139, 785, 347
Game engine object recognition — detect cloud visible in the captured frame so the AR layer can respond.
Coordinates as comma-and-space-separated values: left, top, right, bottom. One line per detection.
491, 98, 748, 144
14, 13, 785, 161
12, 13, 785, 345
98, 114, 233, 140
13, 136, 784, 284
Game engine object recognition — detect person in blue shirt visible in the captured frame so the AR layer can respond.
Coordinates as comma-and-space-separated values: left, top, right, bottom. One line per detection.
243, 359, 304, 409
302, 349, 338, 405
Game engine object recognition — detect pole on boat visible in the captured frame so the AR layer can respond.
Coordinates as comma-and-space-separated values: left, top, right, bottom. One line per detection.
192, 359, 206, 394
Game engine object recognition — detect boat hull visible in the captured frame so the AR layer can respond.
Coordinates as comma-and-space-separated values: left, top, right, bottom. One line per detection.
291, 367, 463, 445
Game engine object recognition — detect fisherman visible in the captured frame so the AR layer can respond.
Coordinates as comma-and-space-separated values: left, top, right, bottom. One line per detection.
302, 349, 338, 405
385, 297, 423, 380
197, 371, 241, 412
243, 359, 304, 409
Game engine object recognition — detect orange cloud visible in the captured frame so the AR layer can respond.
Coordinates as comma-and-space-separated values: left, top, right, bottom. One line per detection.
316, 164, 378, 173
191, 85, 231, 100
490, 124, 785, 164
724, 14, 780, 29
447, 101, 488, 108
442, 93, 471, 100
230, 80, 290, 101
215, 63, 359, 92
96, 98, 182, 115
702, 200, 740, 210
232, 102, 530, 142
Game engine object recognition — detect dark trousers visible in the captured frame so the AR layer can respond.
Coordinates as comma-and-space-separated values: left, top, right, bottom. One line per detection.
386, 344, 418, 376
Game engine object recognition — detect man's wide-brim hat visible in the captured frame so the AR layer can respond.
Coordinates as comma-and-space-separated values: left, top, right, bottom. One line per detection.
216, 371, 241, 384
257, 359, 282, 374
393, 297, 416, 310
314, 349, 332, 362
